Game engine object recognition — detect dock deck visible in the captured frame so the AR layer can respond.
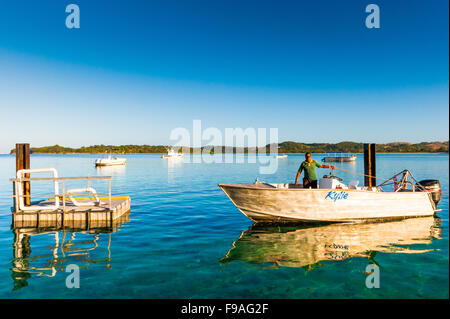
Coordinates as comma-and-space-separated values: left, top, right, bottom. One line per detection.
10, 171, 131, 229
12, 196, 131, 229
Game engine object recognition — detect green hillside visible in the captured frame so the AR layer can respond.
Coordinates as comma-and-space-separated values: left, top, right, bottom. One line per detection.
10, 141, 448, 154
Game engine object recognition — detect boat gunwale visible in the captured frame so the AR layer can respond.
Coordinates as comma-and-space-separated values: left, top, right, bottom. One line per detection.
218, 183, 432, 194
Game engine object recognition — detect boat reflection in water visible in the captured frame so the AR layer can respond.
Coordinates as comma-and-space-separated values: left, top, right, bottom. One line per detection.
11, 212, 129, 290
220, 217, 442, 269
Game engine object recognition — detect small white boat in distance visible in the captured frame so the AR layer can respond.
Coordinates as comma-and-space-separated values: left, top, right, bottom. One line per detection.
219, 170, 441, 223
95, 153, 126, 166
162, 148, 183, 159
322, 153, 356, 162
274, 154, 288, 159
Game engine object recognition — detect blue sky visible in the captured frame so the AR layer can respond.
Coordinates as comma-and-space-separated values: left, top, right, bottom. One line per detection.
0, 0, 448, 153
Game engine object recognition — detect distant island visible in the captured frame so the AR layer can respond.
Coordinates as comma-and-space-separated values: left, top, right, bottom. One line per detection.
9, 141, 449, 154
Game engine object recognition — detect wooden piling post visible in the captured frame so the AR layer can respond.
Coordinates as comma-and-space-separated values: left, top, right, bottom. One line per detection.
15, 143, 31, 206
363, 143, 376, 187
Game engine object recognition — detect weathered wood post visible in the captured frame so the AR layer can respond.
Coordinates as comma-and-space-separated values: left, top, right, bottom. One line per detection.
363, 143, 376, 187
16, 143, 31, 206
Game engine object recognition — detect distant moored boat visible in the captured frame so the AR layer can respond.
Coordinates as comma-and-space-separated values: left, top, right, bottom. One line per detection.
95, 152, 127, 166
162, 148, 183, 159
322, 153, 356, 162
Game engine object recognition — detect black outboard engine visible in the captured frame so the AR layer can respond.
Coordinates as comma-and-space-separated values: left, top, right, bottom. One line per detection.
417, 180, 441, 205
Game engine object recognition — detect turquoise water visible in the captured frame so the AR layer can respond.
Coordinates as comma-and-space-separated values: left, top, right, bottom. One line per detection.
0, 154, 448, 298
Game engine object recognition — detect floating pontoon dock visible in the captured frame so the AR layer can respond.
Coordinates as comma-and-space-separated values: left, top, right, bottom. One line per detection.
10, 174, 130, 229
10, 144, 130, 229
12, 208, 130, 230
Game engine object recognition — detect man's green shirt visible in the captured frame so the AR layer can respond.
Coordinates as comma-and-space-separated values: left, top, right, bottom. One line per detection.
298, 160, 322, 181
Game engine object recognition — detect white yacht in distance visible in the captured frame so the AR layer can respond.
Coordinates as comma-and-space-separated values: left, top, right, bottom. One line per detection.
95, 152, 127, 166
162, 148, 183, 159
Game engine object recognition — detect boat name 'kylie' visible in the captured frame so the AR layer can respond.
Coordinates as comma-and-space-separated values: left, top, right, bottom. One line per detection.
325, 191, 349, 202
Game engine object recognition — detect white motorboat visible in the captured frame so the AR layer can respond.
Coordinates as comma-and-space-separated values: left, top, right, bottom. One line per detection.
219, 170, 441, 223
274, 154, 288, 159
95, 153, 127, 166
162, 148, 183, 159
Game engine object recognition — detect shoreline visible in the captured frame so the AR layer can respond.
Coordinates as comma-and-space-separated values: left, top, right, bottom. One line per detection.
4, 152, 449, 155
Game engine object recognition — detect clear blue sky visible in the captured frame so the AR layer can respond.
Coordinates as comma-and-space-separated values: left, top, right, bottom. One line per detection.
0, 0, 448, 153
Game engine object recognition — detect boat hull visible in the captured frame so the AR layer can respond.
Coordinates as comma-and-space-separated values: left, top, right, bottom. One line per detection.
219, 184, 436, 223
95, 160, 127, 166
322, 156, 356, 162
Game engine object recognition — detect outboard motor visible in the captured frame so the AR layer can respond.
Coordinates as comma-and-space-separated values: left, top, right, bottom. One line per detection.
417, 180, 441, 205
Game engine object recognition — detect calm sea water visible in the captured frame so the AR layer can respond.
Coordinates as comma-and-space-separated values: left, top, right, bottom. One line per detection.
0, 154, 448, 298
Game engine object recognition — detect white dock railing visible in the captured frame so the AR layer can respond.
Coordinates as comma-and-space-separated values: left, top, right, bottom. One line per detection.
10, 175, 113, 212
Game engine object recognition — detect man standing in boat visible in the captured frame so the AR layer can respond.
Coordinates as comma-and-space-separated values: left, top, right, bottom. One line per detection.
295, 152, 335, 188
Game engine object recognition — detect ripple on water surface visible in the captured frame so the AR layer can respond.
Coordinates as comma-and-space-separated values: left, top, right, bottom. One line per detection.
0, 154, 448, 298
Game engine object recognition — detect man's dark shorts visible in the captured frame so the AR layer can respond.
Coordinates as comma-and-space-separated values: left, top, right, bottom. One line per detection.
303, 178, 318, 189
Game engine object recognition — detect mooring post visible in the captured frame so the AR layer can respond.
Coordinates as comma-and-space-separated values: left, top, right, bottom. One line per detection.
15, 143, 31, 206
363, 143, 376, 187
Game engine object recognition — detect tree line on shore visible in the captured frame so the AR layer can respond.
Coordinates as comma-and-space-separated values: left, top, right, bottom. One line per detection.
9, 141, 449, 154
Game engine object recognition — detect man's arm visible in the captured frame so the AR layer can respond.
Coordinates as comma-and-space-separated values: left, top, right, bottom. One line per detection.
321, 164, 336, 169
295, 165, 303, 184
295, 171, 301, 185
